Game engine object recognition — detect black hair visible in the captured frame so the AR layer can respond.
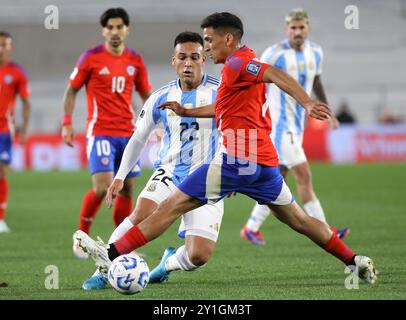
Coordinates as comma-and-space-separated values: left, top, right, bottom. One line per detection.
100, 8, 130, 27
200, 12, 244, 40
174, 31, 204, 47
0, 31, 12, 39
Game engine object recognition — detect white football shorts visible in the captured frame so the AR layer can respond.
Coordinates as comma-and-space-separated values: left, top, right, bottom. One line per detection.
272, 130, 307, 169
138, 167, 224, 242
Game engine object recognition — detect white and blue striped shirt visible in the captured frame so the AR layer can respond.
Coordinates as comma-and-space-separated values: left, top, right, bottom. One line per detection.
261, 39, 323, 146
122, 73, 219, 185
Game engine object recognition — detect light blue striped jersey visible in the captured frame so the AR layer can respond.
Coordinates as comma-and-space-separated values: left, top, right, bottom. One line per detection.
261, 39, 323, 141
136, 73, 219, 185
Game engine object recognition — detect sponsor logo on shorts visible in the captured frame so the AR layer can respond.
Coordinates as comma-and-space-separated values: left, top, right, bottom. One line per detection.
209, 223, 219, 232
147, 183, 157, 192
101, 157, 109, 165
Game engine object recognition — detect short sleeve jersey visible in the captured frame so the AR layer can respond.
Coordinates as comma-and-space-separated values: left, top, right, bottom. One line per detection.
69, 44, 151, 137
216, 45, 278, 166
0, 62, 30, 134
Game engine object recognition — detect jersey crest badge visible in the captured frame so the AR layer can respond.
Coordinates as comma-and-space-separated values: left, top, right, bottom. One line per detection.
4, 74, 13, 84
246, 61, 261, 76
147, 182, 157, 192
127, 66, 136, 76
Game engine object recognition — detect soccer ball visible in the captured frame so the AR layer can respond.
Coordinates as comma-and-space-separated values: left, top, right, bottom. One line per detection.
108, 252, 150, 295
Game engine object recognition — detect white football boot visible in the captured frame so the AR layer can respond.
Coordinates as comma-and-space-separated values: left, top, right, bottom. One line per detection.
72, 233, 89, 259
73, 230, 111, 274
0, 220, 10, 233
354, 255, 378, 284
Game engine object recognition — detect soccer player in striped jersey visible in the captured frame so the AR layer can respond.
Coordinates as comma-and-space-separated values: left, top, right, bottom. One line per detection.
61, 8, 152, 258
241, 8, 348, 245
77, 13, 377, 285
77, 31, 223, 289
0, 31, 32, 233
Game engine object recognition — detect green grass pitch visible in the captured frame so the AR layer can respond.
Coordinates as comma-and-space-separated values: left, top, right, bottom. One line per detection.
0, 163, 405, 300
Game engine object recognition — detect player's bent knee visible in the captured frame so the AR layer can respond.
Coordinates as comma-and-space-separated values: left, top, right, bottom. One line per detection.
188, 251, 210, 267
118, 188, 133, 198
93, 187, 108, 198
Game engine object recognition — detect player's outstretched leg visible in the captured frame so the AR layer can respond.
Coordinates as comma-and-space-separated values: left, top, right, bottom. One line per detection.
268, 201, 378, 284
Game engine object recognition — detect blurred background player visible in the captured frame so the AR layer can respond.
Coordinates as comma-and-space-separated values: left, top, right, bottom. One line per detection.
61, 8, 151, 258
241, 8, 348, 245
79, 32, 222, 289
0, 31, 31, 233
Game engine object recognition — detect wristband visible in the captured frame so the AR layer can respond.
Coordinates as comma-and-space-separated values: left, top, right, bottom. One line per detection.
61, 115, 72, 126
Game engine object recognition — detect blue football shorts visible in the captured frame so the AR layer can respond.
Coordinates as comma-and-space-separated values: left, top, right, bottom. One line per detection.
178, 152, 294, 205
86, 135, 141, 177
0, 134, 12, 165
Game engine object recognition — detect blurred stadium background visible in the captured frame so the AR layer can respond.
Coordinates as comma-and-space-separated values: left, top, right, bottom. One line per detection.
1, 0, 406, 171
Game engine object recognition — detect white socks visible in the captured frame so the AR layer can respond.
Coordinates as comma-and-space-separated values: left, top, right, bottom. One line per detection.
303, 199, 328, 224
165, 245, 198, 272
246, 203, 271, 231
108, 217, 134, 244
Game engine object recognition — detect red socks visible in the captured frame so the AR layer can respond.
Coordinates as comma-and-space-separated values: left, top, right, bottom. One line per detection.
113, 195, 133, 227
78, 189, 103, 234
323, 228, 355, 264
113, 226, 148, 255
0, 178, 8, 220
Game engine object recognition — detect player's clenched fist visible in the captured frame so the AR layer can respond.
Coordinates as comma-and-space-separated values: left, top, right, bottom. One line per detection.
158, 101, 186, 116
106, 179, 124, 208
62, 124, 75, 147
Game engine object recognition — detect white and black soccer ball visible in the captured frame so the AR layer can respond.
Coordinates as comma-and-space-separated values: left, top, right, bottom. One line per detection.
108, 252, 150, 295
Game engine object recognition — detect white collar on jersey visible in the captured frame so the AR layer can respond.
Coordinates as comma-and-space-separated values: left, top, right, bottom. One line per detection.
175, 73, 208, 91
283, 39, 311, 51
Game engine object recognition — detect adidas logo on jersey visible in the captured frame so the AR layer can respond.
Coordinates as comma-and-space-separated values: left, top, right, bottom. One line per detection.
99, 67, 110, 75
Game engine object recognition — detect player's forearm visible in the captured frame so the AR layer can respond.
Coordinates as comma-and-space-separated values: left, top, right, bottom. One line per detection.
313, 75, 328, 104
115, 127, 151, 180
263, 65, 312, 107
63, 85, 78, 116
182, 104, 215, 118
21, 98, 31, 133
139, 91, 151, 105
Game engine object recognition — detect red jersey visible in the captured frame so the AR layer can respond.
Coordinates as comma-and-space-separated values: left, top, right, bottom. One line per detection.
69, 44, 151, 137
0, 61, 30, 134
216, 45, 278, 166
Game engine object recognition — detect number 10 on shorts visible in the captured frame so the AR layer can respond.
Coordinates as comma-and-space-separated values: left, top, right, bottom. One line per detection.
96, 140, 111, 156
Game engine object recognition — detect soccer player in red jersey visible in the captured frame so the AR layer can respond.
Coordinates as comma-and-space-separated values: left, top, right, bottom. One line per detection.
77, 12, 377, 284
0, 31, 31, 233
62, 8, 151, 258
